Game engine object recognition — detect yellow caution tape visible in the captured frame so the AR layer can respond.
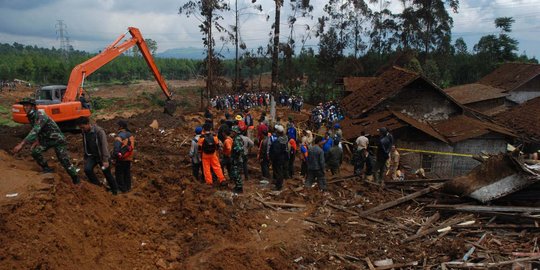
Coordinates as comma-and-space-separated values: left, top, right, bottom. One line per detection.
397, 147, 474, 158
296, 127, 474, 157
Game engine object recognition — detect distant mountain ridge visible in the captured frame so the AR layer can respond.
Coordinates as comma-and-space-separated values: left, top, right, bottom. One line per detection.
156, 47, 235, 60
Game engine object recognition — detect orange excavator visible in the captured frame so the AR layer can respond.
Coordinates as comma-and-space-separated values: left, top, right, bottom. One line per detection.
11, 27, 176, 127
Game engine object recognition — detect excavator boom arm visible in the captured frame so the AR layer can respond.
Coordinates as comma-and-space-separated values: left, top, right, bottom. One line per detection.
62, 27, 173, 102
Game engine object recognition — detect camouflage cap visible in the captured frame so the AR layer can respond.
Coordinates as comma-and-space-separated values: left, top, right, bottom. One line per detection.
18, 97, 36, 105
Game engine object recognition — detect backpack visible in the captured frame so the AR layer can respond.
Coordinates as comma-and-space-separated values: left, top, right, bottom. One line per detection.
238, 120, 247, 132
269, 137, 287, 160
202, 133, 217, 154
287, 126, 297, 141
113, 131, 134, 161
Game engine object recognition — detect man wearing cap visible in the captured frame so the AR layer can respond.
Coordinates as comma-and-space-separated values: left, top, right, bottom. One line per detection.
189, 126, 204, 182
230, 126, 245, 193
12, 98, 80, 184
236, 114, 247, 133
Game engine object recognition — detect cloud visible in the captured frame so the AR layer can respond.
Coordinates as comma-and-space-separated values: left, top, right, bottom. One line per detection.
0, 0, 538, 58
0, 0, 58, 10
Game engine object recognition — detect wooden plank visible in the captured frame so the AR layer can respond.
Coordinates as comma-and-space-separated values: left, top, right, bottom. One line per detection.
327, 174, 359, 184
402, 215, 474, 243
364, 257, 376, 270
327, 203, 415, 233
427, 204, 540, 213
375, 261, 418, 270
385, 178, 451, 185
262, 201, 307, 208
443, 255, 540, 268
455, 224, 540, 230
432, 208, 540, 221
253, 196, 279, 211
360, 184, 443, 216
416, 212, 440, 235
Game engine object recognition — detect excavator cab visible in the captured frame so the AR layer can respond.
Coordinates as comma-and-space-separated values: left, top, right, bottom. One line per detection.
36, 85, 66, 105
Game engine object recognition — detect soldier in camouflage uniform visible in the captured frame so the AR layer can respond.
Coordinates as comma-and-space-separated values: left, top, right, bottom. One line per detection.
12, 98, 80, 184
229, 126, 245, 193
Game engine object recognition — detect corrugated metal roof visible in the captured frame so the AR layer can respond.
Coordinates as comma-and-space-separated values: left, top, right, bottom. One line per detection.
495, 96, 540, 142
444, 83, 507, 104
478, 63, 540, 92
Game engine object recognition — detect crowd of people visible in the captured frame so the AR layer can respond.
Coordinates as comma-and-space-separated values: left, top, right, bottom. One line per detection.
209, 92, 305, 113
12, 96, 400, 196
188, 107, 400, 193
210, 93, 271, 111
310, 101, 345, 131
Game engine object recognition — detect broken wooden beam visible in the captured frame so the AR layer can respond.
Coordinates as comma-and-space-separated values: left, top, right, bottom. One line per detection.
253, 196, 279, 211
327, 174, 359, 184
427, 204, 540, 213
402, 215, 474, 243
327, 203, 415, 233
385, 178, 451, 185
442, 255, 540, 268
416, 212, 440, 235
360, 184, 443, 216
262, 201, 307, 208
454, 224, 540, 230
375, 261, 419, 269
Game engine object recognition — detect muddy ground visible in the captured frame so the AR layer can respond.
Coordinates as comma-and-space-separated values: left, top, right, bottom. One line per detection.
1, 81, 538, 269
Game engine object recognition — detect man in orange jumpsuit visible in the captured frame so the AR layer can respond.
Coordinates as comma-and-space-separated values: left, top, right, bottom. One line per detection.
198, 123, 226, 186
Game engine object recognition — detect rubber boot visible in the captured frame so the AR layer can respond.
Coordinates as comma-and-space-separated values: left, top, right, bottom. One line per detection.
71, 175, 81, 185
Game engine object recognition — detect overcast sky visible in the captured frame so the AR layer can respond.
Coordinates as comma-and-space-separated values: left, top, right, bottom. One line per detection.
0, 0, 538, 58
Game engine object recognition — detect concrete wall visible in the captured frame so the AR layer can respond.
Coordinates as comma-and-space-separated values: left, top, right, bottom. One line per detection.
386, 79, 462, 121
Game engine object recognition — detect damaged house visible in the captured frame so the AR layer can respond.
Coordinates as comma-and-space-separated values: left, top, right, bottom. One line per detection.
340, 66, 516, 177
444, 62, 540, 115
495, 96, 540, 155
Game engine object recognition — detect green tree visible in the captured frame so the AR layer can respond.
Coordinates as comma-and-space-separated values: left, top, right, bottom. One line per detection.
404, 57, 423, 73
180, 0, 229, 105
453, 37, 467, 55
474, 17, 519, 76
319, 0, 370, 57
318, 27, 344, 82
145, 39, 158, 55
422, 59, 441, 85
17, 57, 35, 81
399, 0, 459, 55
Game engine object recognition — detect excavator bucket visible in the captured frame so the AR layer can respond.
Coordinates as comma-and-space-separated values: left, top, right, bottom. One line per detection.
164, 99, 177, 116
